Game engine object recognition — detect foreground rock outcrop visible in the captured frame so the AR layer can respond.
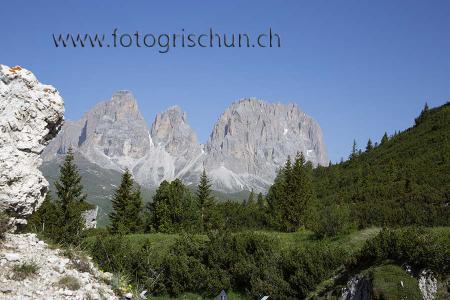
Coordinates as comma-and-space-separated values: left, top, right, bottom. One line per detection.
0, 65, 64, 227
43, 93, 328, 192
0, 233, 117, 299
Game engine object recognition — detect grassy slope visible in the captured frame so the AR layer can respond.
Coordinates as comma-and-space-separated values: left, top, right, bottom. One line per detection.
370, 264, 422, 300
84, 227, 381, 262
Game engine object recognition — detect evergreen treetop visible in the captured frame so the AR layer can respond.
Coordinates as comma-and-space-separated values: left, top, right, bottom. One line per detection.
366, 139, 373, 151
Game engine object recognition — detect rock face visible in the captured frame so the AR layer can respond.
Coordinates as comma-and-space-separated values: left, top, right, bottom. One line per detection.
43, 94, 328, 192
43, 90, 150, 172
205, 98, 328, 191
0, 233, 117, 299
0, 65, 64, 226
340, 275, 371, 300
418, 270, 437, 300
82, 206, 98, 229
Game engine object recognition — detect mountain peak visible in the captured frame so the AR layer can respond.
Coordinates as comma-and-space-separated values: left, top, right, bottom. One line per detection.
44, 96, 328, 193
232, 97, 299, 111
151, 105, 199, 151
205, 98, 328, 191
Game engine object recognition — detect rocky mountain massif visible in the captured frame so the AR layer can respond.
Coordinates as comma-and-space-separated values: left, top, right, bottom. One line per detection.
43, 91, 328, 193
0, 65, 64, 228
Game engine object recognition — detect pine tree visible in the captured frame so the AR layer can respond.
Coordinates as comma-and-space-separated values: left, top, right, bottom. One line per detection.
149, 179, 200, 233
350, 140, 358, 159
415, 102, 430, 125
266, 157, 291, 228
55, 147, 86, 218
54, 147, 86, 244
381, 132, 389, 145
196, 170, 216, 231
257, 192, 265, 209
247, 189, 255, 206
281, 152, 314, 231
109, 169, 135, 234
366, 139, 373, 152
127, 186, 144, 232
27, 193, 60, 236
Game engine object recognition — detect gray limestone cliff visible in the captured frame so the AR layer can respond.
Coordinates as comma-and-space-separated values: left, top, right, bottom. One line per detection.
205, 98, 328, 191
0, 65, 64, 227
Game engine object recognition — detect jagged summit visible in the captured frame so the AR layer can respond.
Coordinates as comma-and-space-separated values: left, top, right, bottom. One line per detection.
42, 93, 328, 192
204, 97, 328, 191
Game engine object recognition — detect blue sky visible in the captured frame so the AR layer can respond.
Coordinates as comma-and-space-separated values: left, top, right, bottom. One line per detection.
1, 0, 449, 162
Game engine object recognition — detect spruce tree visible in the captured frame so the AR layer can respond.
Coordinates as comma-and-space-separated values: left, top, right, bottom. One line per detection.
150, 179, 199, 233
247, 189, 255, 206
55, 147, 86, 217
196, 170, 216, 231
350, 140, 358, 159
109, 169, 135, 234
127, 186, 144, 232
54, 147, 86, 244
415, 102, 430, 125
27, 193, 60, 236
257, 192, 265, 209
366, 139, 373, 152
381, 132, 389, 145
266, 157, 291, 228
281, 152, 314, 231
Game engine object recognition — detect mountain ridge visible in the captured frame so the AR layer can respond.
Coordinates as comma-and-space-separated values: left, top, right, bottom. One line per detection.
42, 91, 328, 193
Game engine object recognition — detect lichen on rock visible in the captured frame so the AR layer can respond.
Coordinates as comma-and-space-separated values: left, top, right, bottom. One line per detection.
0, 64, 64, 228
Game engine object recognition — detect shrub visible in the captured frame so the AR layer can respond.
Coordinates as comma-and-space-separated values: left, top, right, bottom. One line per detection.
348, 227, 450, 274
0, 212, 10, 239
160, 231, 292, 298
58, 275, 81, 290
12, 262, 39, 280
71, 256, 92, 273
313, 203, 353, 238
281, 242, 346, 299
162, 234, 208, 296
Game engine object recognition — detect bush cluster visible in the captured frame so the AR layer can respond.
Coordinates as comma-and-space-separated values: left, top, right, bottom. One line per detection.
89, 231, 347, 299
348, 227, 450, 275
0, 212, 10, 239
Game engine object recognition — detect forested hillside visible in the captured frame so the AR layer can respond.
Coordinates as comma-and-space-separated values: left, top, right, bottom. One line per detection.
313, 102, 450, 228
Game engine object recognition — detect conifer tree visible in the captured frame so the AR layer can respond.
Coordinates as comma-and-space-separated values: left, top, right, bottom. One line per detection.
247, 189, 255, 206
55, 147, 86, 217
281, 152, 314, 231
27, 193, 60, 236
381, 132, 389, 145
350, 139, 358, 159
54, 147, 86, 244
109, 169, 143, 234
366, 139, 373, 152
196, 170, 216, 231
257, 192, 265, 209
266, 156, 291, 228
127, 186, 144, 232
148, 179, 199, 233
415, 102, 430, 125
